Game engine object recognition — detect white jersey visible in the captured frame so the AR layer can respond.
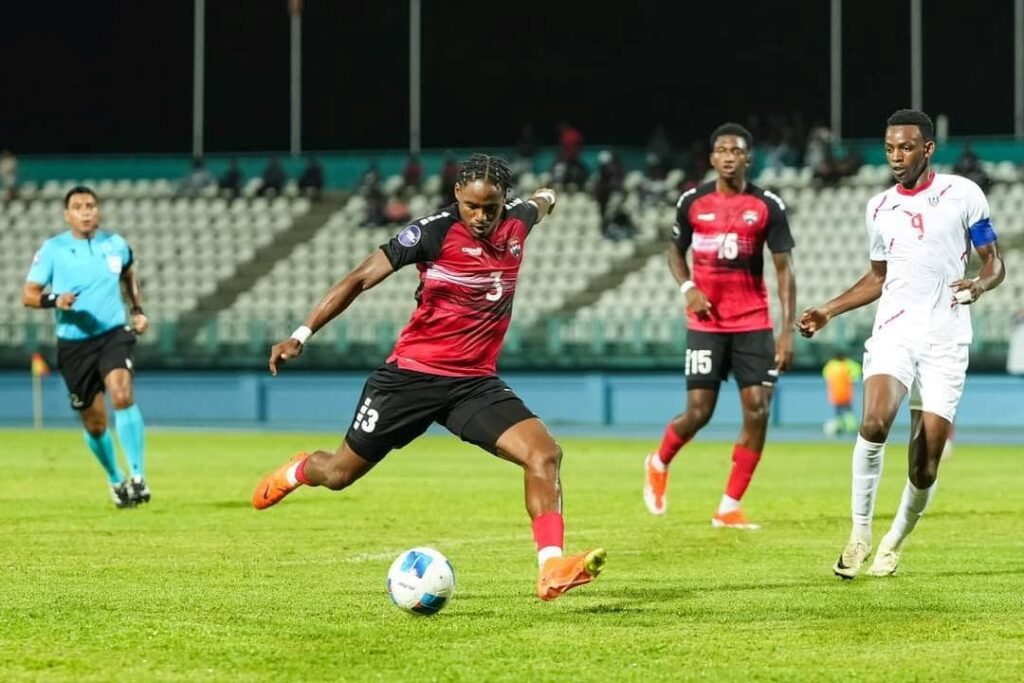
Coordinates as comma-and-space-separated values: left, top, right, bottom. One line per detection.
864, 172, 992, 344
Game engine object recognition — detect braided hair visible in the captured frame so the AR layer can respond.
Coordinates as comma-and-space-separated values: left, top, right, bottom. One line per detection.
456, 153, 513, 194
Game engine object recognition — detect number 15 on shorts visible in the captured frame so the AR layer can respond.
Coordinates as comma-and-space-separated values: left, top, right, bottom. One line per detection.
685, 349, 712, 375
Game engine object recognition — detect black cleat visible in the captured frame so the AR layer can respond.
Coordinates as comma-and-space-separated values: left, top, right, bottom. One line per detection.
110, 482, 136, 508
128, 477, 151, 505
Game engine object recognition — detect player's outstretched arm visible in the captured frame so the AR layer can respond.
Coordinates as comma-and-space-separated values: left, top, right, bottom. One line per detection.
269, 249, 395, 375
527, 188, 557, 223
797, 260, 886, 338
950, 241, 1004, 304
120, 264, 148, 334
772, 251, 796, 370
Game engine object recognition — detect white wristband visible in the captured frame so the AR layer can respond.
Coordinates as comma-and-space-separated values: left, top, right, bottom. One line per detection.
679, 280, 696, 295
290, 325, 313, 345
534, 189, 556, 206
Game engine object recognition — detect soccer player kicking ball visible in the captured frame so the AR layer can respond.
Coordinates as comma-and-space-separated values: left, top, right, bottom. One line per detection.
252, 155, 605, 601
643, 123, 797, 529
799, 109, 1005, 578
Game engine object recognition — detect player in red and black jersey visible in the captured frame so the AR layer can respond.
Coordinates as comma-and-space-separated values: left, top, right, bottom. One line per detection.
643, 123, 797, 529
251, 155, 605, 601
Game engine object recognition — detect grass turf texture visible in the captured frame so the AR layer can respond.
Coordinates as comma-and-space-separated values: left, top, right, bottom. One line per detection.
1, 428, 1022, 682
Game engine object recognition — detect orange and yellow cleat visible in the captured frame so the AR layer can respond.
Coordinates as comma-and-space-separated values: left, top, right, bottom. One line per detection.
711, 507, 760, 530
251, 452, 308, 510
536, 548, 606, 601
643, 452, 669, 515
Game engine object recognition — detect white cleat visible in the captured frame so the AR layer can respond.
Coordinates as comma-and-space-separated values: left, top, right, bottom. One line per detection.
867, 537, 901, 577
833, 535, 872, 580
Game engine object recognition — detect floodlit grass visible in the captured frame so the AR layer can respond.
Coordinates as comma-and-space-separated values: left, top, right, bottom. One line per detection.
1, 428, 1022, 681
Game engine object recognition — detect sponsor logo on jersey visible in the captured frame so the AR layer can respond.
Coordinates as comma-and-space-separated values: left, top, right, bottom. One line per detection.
398, 224, 422, 247
697, 213, 716, 221
742, 210, 758, 225
462, 246, 482, 256
509, 238, 522, 259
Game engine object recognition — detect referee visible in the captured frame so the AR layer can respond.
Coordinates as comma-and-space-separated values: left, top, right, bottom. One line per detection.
23, 186, 151, 508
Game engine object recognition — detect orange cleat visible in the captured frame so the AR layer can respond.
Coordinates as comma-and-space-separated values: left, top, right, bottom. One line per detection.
711, 507, 760, 530
252, 452, 308, 510
536, 548, 606, 601
643, 452, 669, 515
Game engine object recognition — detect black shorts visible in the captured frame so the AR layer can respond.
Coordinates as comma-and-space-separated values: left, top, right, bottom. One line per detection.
685, 329, 778, 390
56, 327, 136, 410
344, 363, 536, 462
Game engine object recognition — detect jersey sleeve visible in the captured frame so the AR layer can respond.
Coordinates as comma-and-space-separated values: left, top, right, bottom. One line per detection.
380, 211, 454, 270
506, 197, 540, 233
865, 199, 887, 261
763, 189, 795, 252
671, 189, 697, 251
25, 241, 54, 286
964, 181, 997, 247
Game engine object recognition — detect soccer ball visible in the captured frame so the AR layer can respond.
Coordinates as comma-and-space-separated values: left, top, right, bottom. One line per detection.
386, 547, 456, 616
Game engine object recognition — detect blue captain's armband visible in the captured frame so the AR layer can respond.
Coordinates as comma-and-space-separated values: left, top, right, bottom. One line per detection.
970, 217, 997, 247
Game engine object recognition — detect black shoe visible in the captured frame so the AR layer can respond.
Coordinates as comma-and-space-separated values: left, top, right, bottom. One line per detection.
110, 482, 136, 508
128, 476, 151, 505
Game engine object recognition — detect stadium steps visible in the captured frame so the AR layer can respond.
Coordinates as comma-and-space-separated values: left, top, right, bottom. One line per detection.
546, 234, 668, 320
175, 192, 350, 345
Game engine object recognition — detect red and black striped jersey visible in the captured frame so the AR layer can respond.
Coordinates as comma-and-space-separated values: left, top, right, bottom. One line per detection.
672, 181, 794, 333
379, 199, 539, 377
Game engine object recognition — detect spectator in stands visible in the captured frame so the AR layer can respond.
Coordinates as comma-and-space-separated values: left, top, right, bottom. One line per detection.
679, 139, 710, 189
439, 153, 459, 207
953, 144, 992, 194
298, 156, 325, 200
257, 157, 287, 197
639, 152, 669, 207
647, 124, 674, 169
601, 195, 637, 242
812, 147, 844, 188
358, 160, 382, 194
549, 155, 589, 191
401, 153, 423, 192
219, 159, 243, 199
804, 121, 833, 171
0, 149, 17, 201
592, 149, 625, 228
511, 124, 538, 179
358, 161, 387, 227
176, 157, 215, 198
558, 121, 584, 164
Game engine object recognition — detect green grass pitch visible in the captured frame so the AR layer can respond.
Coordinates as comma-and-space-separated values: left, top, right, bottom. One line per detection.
1, 428, 1022, 681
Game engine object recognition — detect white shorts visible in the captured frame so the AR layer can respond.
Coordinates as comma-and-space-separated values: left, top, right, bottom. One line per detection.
862, 335, 969, 423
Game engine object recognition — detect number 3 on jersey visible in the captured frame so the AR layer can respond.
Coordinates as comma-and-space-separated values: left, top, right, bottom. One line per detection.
353, 397, 379, 432
485, 271, 503, 301
716, 233, 739, 260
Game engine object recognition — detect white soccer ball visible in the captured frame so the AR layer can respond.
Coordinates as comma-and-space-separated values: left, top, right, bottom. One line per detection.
386, 547, 456, 616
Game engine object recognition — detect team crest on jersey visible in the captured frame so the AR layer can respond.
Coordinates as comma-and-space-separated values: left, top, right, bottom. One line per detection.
509, 238, 522, 259
397, 224, 421, 247
742, 210, 758, 225
928, 195, 940, 206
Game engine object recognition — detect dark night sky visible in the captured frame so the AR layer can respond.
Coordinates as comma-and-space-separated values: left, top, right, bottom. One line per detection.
1, 0, 1017, 154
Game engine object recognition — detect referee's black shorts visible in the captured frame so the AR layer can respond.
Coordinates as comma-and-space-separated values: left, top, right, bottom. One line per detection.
56, 326, 136, 410
344, 362, 536, 462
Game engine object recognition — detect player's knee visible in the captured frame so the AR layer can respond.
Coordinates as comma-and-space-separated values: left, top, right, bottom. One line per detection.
109, 389, 133, 410
909, 460, 938, 489
859, 414, 891, 442
687, 404, 713, 430
83, 421, 105, 437
525, 442, 561, 477
743, 401, 768, 427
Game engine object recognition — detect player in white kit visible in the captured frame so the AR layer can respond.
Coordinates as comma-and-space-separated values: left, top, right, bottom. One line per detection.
797, 109, 1005, 578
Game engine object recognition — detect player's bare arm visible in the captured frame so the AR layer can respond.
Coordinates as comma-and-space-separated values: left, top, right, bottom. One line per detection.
269, 249, 395, 375
22, 281, 76, 310
668, 243, 712, 316
527, 187, 557, 223
772, 251, 796, 370
120, 264, 148, 334
798, 260, 886, 338
950, 241, 1005, 304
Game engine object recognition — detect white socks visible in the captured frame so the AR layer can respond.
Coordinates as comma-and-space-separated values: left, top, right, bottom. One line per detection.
718, 494, 741, 514
882, 479, 936, 549
851, 435, 886, 538
537, 546, 562, 567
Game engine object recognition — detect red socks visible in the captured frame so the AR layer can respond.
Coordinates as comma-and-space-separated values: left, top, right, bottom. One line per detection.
294, 457, 311, 486
532, 512, 564, 551
657, 423, 691, 466
724, 444, 762, 500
